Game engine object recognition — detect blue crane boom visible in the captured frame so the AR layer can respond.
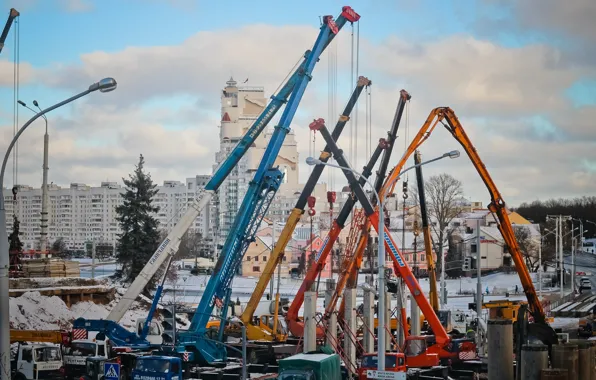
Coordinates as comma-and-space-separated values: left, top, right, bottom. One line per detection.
103, 7, 358, 325
174, 7, 360, 366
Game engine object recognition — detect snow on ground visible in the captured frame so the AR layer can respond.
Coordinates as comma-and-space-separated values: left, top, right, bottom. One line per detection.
10, 286, 149, 332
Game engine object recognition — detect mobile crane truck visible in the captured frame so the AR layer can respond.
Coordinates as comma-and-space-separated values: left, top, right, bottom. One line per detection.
10, 330, 67, 380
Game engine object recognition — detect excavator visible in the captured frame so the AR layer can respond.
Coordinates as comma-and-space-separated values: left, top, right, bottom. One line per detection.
229, 76, 372, 342
310, 118, 477, 367
285, 90, 411, 339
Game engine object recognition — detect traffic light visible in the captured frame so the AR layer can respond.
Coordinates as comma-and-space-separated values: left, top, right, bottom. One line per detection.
462, 257, 472, 272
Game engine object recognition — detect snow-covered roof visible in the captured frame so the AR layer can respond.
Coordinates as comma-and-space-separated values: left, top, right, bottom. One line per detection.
458, 210, 490, 219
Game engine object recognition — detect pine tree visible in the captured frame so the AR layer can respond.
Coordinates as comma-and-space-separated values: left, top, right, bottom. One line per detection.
113, 154, 161, 290
8, 215, 23, 253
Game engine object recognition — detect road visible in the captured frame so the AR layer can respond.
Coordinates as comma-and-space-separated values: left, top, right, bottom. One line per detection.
565, 251, 596, 292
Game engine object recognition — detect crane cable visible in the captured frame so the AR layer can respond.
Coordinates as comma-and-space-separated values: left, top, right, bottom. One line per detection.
353, 20, 360, 170
327, 34, 337, 190
11, 14, 20, 221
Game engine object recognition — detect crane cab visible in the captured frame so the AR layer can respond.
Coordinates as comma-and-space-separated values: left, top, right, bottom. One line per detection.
135, 319, 163, 345
402, 336, 439, 368
358, 352, 406, 380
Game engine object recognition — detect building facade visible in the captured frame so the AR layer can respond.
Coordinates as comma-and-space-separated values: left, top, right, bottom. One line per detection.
3, 176, 212, 252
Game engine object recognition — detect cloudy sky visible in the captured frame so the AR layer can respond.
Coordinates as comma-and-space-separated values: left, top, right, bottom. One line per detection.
0, 0, 594, 206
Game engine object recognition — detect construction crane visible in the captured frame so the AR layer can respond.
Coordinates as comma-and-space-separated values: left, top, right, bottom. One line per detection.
311, 120, 477, 366
237, 76, 371, 342
0, 8, 19, 55
413, 150, 439, 312
169, 6, 360, 366
378, 107, 557, 347
325, 90, 412, 323
286, 90, 410, 338
74, 6, 359, 348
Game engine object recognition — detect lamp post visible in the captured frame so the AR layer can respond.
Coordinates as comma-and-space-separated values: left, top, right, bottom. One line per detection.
306, 149, 459, 371
0, 77, 117, 380
17, 100, 49, 254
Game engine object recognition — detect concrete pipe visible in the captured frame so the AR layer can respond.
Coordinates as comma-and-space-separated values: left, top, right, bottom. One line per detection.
487, 319, 513, 380
552, 343, 579, 380
521, 344, 549, 380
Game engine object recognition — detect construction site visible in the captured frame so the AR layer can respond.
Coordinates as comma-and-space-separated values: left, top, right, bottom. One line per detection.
2, 4, 596, 380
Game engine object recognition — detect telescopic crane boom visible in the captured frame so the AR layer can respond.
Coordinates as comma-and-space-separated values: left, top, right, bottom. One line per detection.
324, 90, 411, 318
173, 7, 360, 366
310, 120, 452, 352
0, 8, 19, 55
286, 90, 410, 338
239, 76, 371, 342
414, 150, 439, 311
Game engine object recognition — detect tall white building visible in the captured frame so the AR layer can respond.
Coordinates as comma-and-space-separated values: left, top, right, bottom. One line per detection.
3, 176, 212, 252
212, 77, 328, 243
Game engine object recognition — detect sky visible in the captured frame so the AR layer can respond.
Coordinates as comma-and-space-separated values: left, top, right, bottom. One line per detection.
0, 0, 595, 207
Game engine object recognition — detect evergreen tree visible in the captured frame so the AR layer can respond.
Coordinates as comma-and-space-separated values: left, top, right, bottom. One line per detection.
8, 215, 23, 253
113, 154, 161, 290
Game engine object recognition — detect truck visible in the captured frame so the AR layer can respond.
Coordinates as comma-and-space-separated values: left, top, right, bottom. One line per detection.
278, 352, 342, 380
63, 339, 109, 380
357, 353, 406, 380
11, 342, 64, 380
130, 356, 183, 380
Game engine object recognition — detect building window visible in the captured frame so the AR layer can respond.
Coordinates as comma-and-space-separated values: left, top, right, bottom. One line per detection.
246, 256, 251, 261
263, 256, 267, 261
420, 254, 425, 262
255, 256, 259, 262
466, 227, 473, 234
503, 245, 509, 253
252, 266, 260, 272
471, 244, 477, 253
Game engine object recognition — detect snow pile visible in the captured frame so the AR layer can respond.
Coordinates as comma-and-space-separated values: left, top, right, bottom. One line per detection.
10, 284, 153, 332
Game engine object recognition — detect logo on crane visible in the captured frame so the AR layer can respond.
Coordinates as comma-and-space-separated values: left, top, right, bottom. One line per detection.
150, 238, 171, 265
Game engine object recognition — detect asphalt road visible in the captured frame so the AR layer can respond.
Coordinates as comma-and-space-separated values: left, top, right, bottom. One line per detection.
565, 251, 596, 293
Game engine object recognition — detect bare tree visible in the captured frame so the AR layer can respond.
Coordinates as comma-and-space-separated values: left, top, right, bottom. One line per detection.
513, 226, 540, 272
411, 173, 465, 276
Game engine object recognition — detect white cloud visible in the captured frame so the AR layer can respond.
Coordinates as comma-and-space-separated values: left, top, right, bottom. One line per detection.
2, 19, 595, 207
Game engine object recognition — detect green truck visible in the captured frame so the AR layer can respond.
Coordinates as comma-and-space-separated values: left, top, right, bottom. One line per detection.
278, 352, 343, 380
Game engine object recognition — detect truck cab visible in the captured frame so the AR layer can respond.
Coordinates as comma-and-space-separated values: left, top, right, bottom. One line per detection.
64, 339, 108, 380
357, 353, 406, 380
402, 337, 440, 368
278, 352, 342, 380
11, 343, 64, 380
131, 356, 182, 380
135, 319, 164, 345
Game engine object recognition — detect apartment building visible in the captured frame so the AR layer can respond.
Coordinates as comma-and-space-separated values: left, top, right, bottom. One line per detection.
3, 176, 212, 252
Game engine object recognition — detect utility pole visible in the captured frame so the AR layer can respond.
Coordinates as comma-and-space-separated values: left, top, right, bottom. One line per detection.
269, 218, 275, 298
91, 239, 96, 279
476, 218, 482, 325
559, 215, 564, 298
571, 220, 575, 294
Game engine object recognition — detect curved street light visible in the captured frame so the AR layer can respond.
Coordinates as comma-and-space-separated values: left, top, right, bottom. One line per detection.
0, 77, 117, 380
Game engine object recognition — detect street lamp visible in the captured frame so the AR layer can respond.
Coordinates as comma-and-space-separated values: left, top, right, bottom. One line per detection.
306, 149, 459, 370
0, 77, 117, 380
18, 100, 50, 254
